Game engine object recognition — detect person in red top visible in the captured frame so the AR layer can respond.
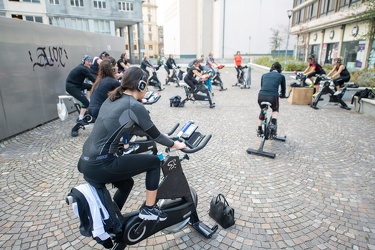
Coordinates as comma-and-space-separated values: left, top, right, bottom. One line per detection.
302, 54, 325, 88
234, 51, 243, 80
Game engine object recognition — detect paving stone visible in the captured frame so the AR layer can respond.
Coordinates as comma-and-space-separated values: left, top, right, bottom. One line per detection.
0, 67, 374, 249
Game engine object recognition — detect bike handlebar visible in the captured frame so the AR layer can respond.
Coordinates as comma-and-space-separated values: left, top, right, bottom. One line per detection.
180, 134, 212, 154
167, 123, 180, 136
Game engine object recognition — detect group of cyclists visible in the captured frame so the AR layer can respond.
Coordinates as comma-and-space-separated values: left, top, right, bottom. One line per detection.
64, 50, 351, 245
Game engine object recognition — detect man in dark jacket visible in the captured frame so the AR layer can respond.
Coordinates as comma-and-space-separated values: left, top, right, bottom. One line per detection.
257, 62, 286, 136
66, 56, 96, 136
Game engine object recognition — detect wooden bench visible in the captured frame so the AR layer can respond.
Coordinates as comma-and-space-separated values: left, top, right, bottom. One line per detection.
353, 96, 375, 118
288, 87, 314, 105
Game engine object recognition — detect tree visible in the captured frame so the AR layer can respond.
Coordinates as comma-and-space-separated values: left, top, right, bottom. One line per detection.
269, 28, 283, 54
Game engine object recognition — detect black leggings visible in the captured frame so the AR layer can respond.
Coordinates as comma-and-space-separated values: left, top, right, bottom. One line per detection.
78, 154, 160, 209
66, 83, 92, 108
258, 95, 279, 120
184, 75, 198, 92
334, 75, 350, 87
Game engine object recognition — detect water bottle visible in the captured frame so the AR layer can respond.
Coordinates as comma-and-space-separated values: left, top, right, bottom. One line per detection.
157, 152, 164, 162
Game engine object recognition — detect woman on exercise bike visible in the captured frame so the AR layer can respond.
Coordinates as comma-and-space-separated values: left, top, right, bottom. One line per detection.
302, 54, 325, 88
78, 67, 186, 221
257, 62, 286, 136
326, 57, 350, 95
234, 51, 243, 80
183, 59, 208, 101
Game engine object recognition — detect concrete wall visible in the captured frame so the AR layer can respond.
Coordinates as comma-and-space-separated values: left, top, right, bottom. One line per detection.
0, 17, 125, 140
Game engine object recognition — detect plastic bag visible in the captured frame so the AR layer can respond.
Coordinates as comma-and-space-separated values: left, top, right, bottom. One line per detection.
57, 99, 68, 121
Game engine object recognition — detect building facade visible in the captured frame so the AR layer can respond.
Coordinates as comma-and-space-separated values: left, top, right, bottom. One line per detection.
141, 0, 159, 59
290, 0, 373, 70
1, 0, 145, 63
160, 0, 296, 59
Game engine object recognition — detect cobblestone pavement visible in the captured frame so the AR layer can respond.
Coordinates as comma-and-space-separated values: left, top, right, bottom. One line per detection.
1, 66, 375, 250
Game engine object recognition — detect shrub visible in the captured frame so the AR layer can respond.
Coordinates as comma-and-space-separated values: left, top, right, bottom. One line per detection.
350, 68, 375, 87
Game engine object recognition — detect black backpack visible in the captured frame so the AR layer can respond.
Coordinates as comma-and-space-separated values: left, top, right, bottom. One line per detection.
169, 95, 183, 107
351, 88, 375, 112
351, 88, 375, 104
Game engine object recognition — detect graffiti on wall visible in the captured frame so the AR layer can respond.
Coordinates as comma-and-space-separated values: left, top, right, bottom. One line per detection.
29, 47, 69, 71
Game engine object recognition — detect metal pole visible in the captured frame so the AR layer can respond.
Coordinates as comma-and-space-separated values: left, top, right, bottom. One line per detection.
249, 36, 251, 63
284, 14, 292, 71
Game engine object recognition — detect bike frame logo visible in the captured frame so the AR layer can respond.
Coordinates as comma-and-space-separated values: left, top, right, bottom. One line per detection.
167, 158, 177, 171
29, 46, 69, 71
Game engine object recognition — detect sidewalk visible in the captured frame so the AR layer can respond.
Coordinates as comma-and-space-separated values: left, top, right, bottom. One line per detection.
0, 67, 374, 249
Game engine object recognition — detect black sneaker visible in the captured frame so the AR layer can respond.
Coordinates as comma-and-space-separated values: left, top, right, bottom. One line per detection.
257, 128, 263, 137
122, 144, 140, 155
269, 124, 277, 136
77, 119, 89, 126
139, 204, 167, 221
71, 123, 81, 137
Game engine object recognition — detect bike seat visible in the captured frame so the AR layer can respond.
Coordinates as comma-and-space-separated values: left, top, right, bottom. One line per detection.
260, 102, 272, 107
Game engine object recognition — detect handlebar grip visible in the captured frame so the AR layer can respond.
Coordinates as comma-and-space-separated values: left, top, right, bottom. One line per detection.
167, 123, 180, 136
181, 134, 212, 154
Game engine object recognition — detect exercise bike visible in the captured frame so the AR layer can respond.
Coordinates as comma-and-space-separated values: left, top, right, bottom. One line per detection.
179, 76, 215, 108
211, 64, 227, 91
71, 91, 161, 136
165, 66, 184, 87
66, 122, 218, 249
310, 75, 351, 110
233, 65, 251, 89
246, 102, 286, 158
148, 65, 165, 91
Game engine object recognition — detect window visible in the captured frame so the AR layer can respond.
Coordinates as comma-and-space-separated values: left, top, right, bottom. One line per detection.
126, 44, 129, 50
148, 34, 152, 41
23, 0, 41, 2
118, 1, 134, 11
306, 2, 318, 20
134, 44, 137, 50
25, 15, 43, 23
339, 0, 361, 9
148, 25, 151, 32
94, 20, 110, 35
71, 0, 84, 7
94, 0, 106, 9
149, 45, 153, 50
49, 0, 59, 4
72, 18, 89, 31
49, 17, 66, 27
148, 15, 151, 22
11, 14, 23, 20
320, 0, 335, 16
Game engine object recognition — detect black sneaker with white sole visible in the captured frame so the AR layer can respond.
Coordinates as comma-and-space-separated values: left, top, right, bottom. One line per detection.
139, 204, 167, 221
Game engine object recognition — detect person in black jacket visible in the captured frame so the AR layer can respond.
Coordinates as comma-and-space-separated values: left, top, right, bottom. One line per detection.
257, 62, 286, 136
165, 54, 177, 79
66, 56, 96, 136
140, 55, 154, 73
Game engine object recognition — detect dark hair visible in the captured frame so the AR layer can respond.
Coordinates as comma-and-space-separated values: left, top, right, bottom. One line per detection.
100, 51, 109, 59
270, 62, 282, 73
308, 54, 316, 60
108, 67, 149, 101
91, 58, 116, 92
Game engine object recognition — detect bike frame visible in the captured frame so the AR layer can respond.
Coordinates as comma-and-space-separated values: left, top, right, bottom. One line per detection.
246, 102, 286, 158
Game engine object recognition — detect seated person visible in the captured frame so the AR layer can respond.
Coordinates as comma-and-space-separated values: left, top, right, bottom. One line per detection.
327, 57, 350, 95
78, 67, 186, 222
302, 54, 325, 88
257, 62, 286, 136
183, 59, 207, 100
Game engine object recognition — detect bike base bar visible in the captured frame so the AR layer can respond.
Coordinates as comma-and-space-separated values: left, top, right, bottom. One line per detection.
246, 148, 276, 158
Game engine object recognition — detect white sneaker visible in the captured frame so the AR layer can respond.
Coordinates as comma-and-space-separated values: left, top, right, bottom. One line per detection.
334, 90, 342, 96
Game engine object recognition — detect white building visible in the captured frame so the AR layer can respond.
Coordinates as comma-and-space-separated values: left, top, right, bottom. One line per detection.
160, 0, 296, 59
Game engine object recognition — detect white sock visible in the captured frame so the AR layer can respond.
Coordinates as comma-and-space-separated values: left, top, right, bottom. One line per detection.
79, 115, 84, 120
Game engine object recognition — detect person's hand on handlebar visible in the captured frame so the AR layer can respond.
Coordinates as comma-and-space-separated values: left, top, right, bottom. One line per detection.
173, 141, 186, 150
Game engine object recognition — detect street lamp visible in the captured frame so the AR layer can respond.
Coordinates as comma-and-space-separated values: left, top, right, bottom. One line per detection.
284, 10, 293, 71
248, 35, 251, 63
